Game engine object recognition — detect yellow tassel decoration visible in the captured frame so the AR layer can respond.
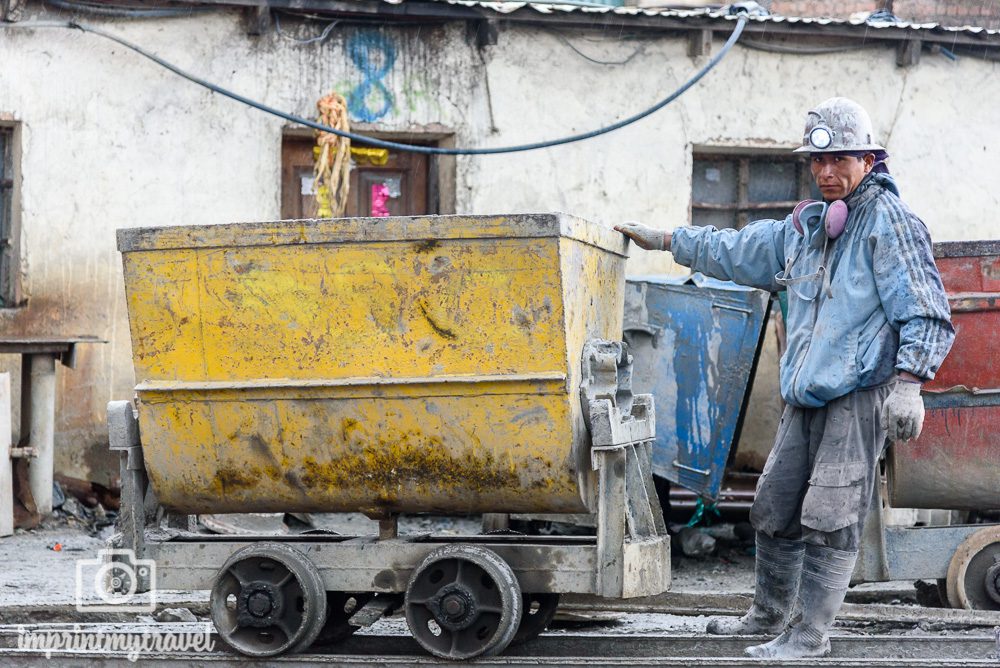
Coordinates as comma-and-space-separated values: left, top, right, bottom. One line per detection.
314, 93, 351, 218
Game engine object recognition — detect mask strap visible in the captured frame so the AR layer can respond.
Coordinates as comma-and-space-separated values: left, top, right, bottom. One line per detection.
775, 235, 834, 302
820, 235, 833, 298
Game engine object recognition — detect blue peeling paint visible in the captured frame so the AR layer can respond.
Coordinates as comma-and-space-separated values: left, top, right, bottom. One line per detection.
625, 274, 770, 500
347, 31, 397, 122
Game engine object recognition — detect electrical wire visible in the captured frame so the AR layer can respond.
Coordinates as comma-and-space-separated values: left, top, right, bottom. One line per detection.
740, 37, 984, 62
949, 45, 1000, 62
552, 31, 646, 65
738, 38, 873, 55
0, 16, 747, 155
273, 11, 340, 45
940, 47, 958, 61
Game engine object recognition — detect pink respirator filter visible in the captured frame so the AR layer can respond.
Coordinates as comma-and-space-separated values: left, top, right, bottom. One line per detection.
792, 199, 848, 239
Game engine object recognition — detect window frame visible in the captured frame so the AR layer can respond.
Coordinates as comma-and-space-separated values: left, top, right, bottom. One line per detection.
0, 121, 22, 308
691, 150, 814, 230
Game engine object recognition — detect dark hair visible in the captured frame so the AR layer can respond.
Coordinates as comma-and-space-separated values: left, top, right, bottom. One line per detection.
815, 150, 890, 174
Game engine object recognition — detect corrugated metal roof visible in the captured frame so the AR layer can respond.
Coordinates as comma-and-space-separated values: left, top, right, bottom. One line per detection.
429, 0, 1000, 37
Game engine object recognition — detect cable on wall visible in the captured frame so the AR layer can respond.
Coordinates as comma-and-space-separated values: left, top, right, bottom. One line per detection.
1, 15, 749, 155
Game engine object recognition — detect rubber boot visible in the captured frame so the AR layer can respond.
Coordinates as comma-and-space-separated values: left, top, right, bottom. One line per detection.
744, 544, 858, 658
705, 533, 804, 635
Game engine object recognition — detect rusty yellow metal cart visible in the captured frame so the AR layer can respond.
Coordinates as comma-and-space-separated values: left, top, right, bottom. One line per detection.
108, 213, 669, 659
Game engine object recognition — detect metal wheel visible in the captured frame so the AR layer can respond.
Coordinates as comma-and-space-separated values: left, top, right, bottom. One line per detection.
312, 592, 374, 646
945, 526, 1000, 610
404, 544, 522, 660
210, 542, 327, 657
510, 593, 559, 646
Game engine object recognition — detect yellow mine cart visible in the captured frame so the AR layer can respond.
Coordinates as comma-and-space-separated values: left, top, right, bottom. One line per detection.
109, 214, 668, 659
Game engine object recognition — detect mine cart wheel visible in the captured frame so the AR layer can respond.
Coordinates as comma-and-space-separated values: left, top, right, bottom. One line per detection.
945, 526, 1000, 610
312, 592, 374, 646
404, 544, 522, 660
510, 593, 560, 646
210, 542, 327, 657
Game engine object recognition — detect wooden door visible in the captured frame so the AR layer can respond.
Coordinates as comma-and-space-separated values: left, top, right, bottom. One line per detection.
281, 137, 429, 219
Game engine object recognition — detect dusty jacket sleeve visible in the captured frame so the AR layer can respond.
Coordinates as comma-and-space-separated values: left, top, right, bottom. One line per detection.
670, 219, 787, 292
872, 206, 955, 380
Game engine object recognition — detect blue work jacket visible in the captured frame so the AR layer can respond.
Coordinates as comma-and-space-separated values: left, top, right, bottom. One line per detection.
671, 173, 954, 408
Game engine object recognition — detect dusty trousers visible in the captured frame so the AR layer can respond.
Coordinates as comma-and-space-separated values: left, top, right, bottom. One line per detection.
750, 385, 893, 552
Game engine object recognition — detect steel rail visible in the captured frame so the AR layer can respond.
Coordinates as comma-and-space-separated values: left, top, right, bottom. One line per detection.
559, 592, 1000, 628
0, 654, 996, 667
2, 629, 998, 666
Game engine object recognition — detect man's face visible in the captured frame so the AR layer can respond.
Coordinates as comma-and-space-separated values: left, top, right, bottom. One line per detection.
810, 153, 875, 201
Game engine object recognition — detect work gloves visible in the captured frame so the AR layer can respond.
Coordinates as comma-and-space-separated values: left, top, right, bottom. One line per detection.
880, 380, 925, 442
614, 221, 669, 251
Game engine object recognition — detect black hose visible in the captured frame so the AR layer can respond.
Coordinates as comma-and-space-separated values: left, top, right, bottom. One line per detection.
46, 0, 214, 19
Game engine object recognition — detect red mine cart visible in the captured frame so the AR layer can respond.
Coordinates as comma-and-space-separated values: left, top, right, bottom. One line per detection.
858, 240, 1000, 610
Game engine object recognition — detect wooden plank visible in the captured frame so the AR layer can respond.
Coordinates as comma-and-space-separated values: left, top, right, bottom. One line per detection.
0, 372, 11, 537
1, 0, 27, 22
245, 5, 272, 36
736, 158, 750, 229
687, 29, 712, 57
0, 336, 102, 344
897, 39, 922, 67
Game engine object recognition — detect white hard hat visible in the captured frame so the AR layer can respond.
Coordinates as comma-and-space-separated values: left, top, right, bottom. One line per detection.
794, 97, 885, 153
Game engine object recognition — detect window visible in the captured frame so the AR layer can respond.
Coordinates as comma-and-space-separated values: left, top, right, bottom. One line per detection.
0, 125, 19, 307
691, 152, 820, 230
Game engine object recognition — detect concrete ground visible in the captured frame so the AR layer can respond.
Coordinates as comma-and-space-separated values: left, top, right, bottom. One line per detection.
0, 513, 927, 616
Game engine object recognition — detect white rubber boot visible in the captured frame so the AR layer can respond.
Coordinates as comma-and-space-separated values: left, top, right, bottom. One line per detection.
744, 544, 858, 658
706, 533, 804, 635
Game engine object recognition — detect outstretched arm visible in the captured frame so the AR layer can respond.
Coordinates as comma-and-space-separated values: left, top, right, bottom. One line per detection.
669, 219, 788, 291
614, 221, 672, 251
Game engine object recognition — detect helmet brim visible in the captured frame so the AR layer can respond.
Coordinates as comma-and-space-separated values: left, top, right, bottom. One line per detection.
793, 143, 886, 154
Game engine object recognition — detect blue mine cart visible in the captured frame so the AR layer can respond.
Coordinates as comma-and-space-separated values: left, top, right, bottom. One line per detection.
623, 274, 770, 501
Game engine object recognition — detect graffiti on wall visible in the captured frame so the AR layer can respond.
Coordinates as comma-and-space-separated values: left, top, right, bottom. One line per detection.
347, 31, 397, 122
338, 29, 444, 123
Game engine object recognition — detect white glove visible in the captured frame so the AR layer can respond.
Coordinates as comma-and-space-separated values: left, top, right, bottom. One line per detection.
614, 221, 669, 251
880, 380, 925, 442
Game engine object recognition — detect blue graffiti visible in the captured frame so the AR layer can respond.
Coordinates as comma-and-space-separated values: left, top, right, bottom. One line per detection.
347, 31, 397, 122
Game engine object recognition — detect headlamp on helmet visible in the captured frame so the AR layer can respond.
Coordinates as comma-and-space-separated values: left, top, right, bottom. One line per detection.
808, 124, 834, 150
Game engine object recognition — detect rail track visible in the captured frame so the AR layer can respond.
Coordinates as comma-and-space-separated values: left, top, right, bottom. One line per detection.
1, 625, 998, 666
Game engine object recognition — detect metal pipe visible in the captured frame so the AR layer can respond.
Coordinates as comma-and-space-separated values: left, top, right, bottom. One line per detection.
27, 354, 56, 515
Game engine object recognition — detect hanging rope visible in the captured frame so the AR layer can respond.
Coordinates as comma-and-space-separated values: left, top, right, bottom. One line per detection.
686, 497, 722, 528
313, 93, 351, 218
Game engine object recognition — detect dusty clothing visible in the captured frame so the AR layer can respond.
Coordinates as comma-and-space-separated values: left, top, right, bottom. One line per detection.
670, 173, 954, 408
750, 385, 892, 551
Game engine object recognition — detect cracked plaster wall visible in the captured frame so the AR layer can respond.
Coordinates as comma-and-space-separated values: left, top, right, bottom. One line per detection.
0, 8, 996, 483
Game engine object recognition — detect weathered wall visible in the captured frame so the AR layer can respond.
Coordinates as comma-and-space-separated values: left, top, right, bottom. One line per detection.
0, 7, 997, 483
